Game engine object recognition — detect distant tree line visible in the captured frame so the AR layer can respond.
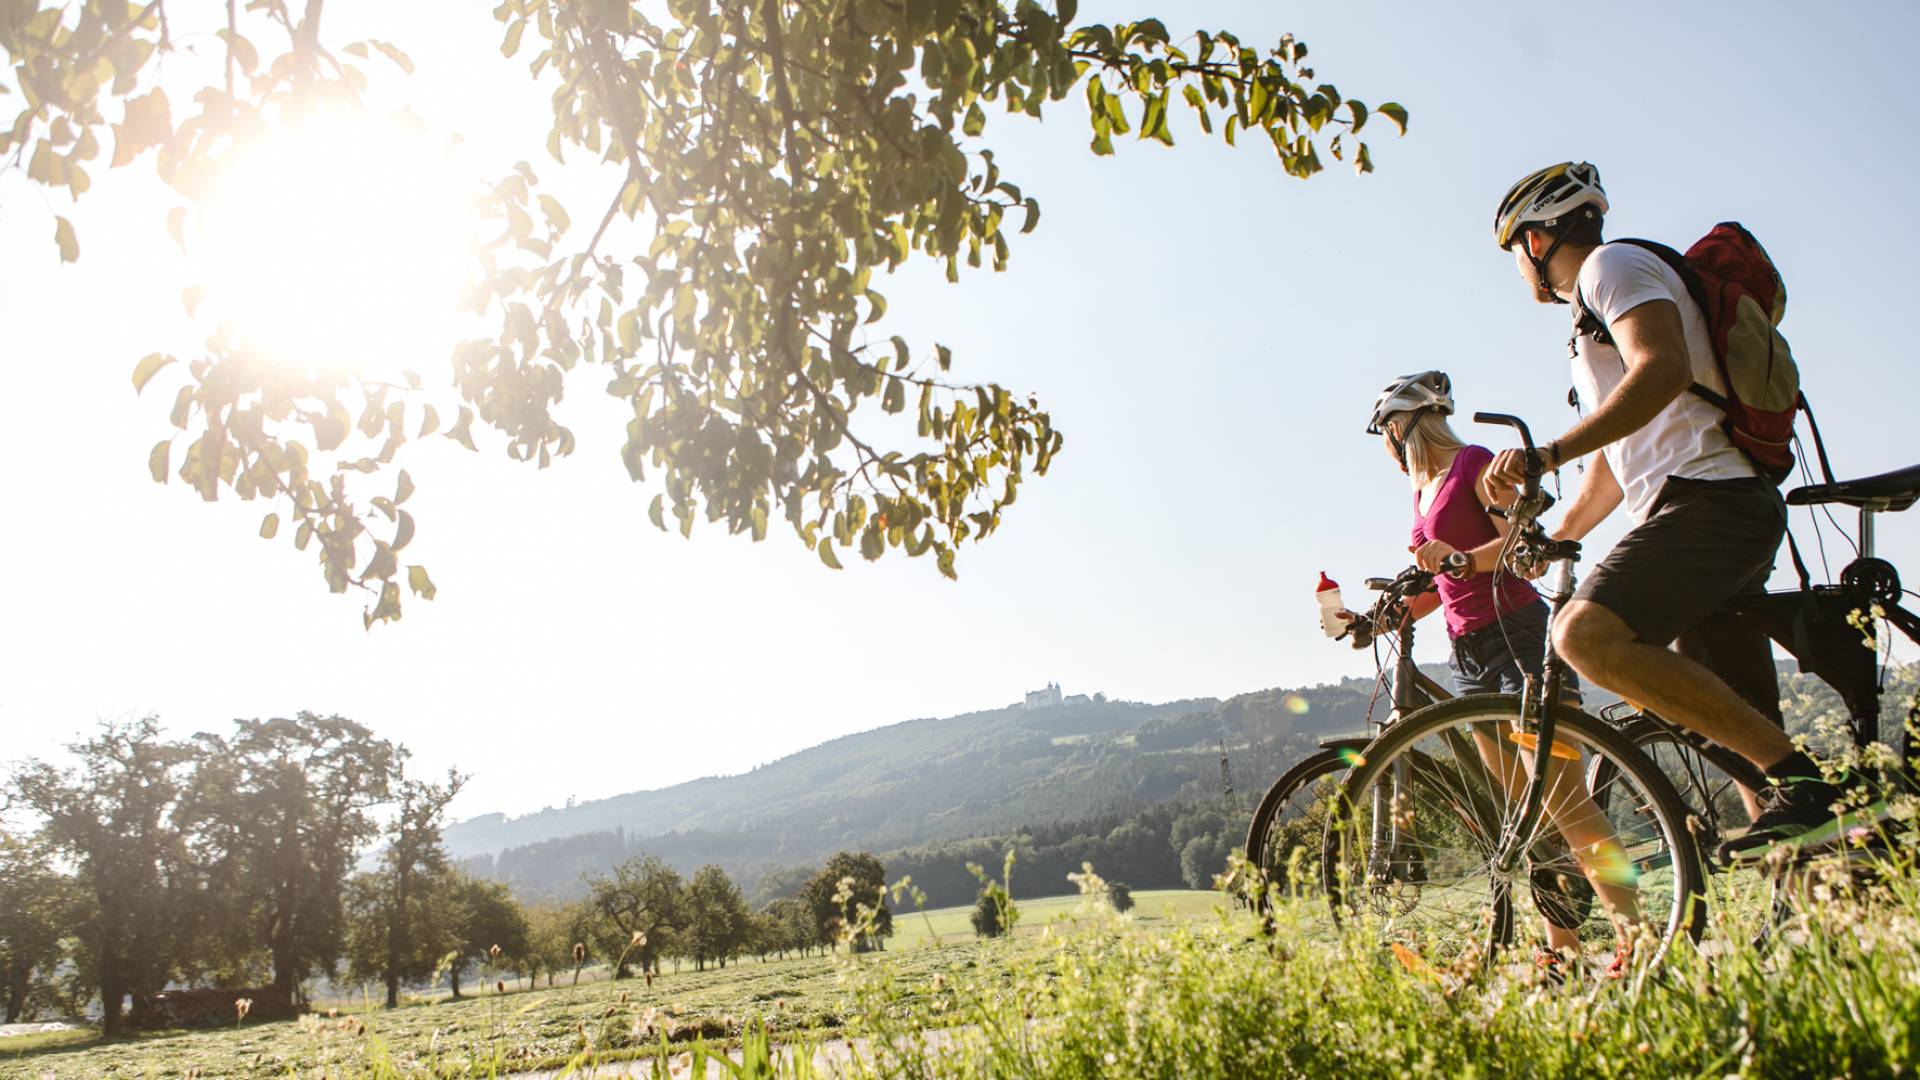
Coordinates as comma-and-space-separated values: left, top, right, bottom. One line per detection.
0, 715, 902, 1033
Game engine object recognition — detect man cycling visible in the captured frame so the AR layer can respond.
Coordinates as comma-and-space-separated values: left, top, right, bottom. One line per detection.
1484, 162, 1838, 861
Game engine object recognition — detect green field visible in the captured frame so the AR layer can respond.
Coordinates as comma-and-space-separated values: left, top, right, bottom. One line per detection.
0, 890, 1224, 1079
891, 888, 1224, 947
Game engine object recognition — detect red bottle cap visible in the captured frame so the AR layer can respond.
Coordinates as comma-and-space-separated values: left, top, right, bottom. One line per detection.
1316, 571, 1338, 592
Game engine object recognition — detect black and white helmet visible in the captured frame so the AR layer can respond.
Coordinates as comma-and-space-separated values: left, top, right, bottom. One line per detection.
1365, 371, 1453, 435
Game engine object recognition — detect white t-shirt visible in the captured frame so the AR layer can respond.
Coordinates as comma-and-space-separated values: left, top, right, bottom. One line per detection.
1571, 244, 1753, 523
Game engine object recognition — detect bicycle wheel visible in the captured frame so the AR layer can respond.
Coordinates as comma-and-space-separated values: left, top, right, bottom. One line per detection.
1323, 695, 1707, 976
1245, 743, 1364, 911
1604, 717, 1757, 853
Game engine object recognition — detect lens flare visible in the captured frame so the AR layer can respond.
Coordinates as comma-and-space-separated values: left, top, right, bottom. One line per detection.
193, 110, 480, 376
1282, 693, 1310, 716
1337, 747, 1366, 768
1583, 837, 1640, 887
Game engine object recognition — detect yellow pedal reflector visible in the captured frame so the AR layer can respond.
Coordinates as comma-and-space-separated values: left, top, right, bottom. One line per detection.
1507, 730, 1582, 761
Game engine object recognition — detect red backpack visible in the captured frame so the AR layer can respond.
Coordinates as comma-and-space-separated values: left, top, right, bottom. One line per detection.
1575, 223, 1802, 482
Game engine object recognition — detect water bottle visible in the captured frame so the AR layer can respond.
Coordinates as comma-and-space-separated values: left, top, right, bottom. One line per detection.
1316, 571, 1347, 637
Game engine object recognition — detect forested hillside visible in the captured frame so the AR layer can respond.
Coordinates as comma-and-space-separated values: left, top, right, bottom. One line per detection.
451, 675, 1415, 899
457, 662, 1914, 905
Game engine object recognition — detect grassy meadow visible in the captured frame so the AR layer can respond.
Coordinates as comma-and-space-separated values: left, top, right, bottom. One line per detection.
0, 891, 1222, 1079
11, 850, 1920, 1078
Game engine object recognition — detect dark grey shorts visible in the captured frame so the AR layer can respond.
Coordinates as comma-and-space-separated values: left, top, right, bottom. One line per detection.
1575, 475, 1788, 724
1447, 599, 1581, 699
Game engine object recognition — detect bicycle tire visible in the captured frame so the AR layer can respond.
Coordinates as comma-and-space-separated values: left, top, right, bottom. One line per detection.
1600, 717, 1762, 854
1323, 694, 1708, 976
1245, 742, 1364, 912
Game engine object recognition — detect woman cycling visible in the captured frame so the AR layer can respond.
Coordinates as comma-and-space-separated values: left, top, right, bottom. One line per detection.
1362, 371, 1638, 973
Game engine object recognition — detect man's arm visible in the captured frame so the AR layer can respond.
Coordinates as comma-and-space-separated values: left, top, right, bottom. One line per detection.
1551, 450, 1623, 542
1487, 297, 1694, 487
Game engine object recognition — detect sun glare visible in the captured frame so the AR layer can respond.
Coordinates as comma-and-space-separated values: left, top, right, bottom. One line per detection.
194, 113, 478, 376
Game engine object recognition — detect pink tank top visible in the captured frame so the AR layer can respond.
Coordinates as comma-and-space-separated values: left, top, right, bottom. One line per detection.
1411, 445, 1543, 639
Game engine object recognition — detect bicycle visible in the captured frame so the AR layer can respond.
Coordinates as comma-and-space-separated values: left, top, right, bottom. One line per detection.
1311, 412, 1707, 977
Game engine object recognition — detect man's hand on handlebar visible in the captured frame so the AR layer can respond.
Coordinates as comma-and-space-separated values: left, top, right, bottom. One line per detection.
1485, 446, 1553, 490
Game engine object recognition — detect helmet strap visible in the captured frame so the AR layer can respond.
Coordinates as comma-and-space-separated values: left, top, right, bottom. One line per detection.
1387, 426, 1410, 471
1524, 209, 1593, 306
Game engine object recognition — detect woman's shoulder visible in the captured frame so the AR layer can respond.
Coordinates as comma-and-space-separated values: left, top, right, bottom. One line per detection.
1454, 443, 1494, 472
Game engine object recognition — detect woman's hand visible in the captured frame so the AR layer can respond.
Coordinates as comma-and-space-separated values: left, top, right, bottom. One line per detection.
1413, 539, 1461, 574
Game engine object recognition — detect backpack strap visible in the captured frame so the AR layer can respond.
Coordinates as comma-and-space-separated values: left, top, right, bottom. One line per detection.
1573, 238, 1719, 406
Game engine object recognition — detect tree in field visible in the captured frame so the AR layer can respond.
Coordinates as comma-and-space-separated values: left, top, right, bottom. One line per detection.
442, 874, 530, 999
1, 2, 1402, 625
584, 855, 685, 978
757, 897, 819, 959
970, 888, 1006, 938
805, 851, 892, 952
0, 832, 87, 1023
8, 719, 197, 1036
179, 714, 398, 1003
341, 768, 466, 1008
1107, 881, 1135, 914
683, 864, 752, 971
520, 900, 578, 988
1179, 831, 1233, 891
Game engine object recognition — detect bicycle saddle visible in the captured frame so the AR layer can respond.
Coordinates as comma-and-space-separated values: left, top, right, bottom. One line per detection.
1785, 462, 1920, 512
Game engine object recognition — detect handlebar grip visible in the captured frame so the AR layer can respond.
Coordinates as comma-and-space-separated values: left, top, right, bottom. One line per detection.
1472, 411, 1536, 452
1442, 552, 1472, 579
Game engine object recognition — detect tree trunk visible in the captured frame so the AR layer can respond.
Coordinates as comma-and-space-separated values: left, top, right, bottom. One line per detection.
449, 963, 463, 1001
385, 867, 408, 1009
99, 959, 126, 1038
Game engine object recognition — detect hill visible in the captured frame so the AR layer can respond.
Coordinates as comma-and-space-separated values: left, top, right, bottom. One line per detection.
446, 674, 1419, 898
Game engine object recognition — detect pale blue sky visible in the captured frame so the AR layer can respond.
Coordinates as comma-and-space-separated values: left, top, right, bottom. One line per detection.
2, 1, 1914, 821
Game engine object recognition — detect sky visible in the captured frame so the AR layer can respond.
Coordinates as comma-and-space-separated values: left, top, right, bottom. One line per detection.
3, 1, 1916, 824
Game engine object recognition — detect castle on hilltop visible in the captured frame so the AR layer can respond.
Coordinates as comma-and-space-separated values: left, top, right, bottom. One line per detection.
1021, 682, 1101, 709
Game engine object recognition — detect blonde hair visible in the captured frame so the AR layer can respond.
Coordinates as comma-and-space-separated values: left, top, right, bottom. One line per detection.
1387, 409, 1465, 489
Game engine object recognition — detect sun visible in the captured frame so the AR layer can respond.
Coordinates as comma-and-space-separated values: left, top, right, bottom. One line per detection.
193, 111, 480, 377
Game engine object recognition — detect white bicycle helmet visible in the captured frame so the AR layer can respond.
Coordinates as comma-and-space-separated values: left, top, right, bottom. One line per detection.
1493, 161, 1608, 250
1365, 371, 1453, 435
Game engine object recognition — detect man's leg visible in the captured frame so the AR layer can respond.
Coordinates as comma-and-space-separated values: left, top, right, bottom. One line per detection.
1674, 607, 1783, 818
1554, 598, 1797, 771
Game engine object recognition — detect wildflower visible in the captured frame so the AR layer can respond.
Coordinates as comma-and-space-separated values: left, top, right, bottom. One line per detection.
631, 930, 647, 947
234, 997, 252, 1024
489, 943, 502, 961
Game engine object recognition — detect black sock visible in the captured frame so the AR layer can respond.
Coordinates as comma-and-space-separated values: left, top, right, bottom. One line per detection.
1764, 750, 1824, 785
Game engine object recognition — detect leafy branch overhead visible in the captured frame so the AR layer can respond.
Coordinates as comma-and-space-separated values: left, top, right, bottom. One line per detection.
2, 0, 1405, 624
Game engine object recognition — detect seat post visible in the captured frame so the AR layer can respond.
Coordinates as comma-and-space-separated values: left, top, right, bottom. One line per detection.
1860, 508, 1876, 560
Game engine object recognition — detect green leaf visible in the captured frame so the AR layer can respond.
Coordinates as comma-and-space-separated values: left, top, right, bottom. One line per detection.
393, 509, 415, 551
395, 470, 416, 505
148, 439, 169, 483
963, 101, 986, 137
259, 513, 279, 539
537, 193, 570, 232
816, 536, 843, 570
1346, 99, 1367, 132
649, 494, 666, 530
406, 565, 437, 600
54, 216, 77, 262
1021, 198, 1041, 235
1378, 102, 1408, 134
501, 19, 527, 57
882, 376, 906, 414
418, 404, 440, 438
131, 352, 175, 393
